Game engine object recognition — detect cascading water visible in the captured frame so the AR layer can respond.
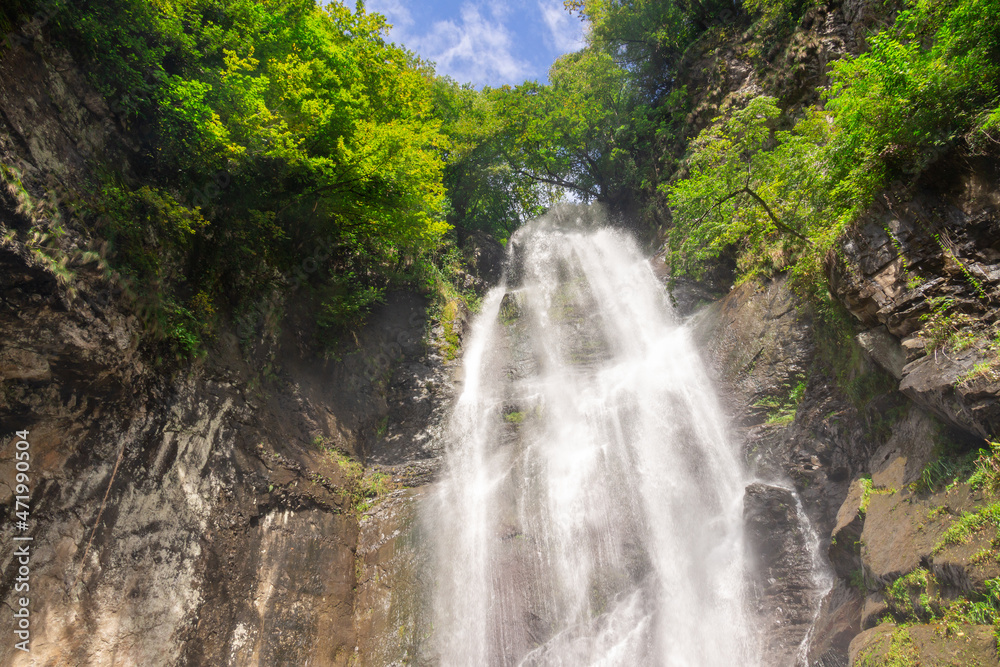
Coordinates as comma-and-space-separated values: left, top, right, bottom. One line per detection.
426, 207, 760, 666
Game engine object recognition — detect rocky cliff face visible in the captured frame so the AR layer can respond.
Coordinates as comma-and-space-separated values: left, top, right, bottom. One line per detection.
667, 1, 1000, 662
685, 171, 1000, 664
0, 38, 474, 666
0, 246, 461, 666
831, 171, 1000, 440
677, 0, 903, 150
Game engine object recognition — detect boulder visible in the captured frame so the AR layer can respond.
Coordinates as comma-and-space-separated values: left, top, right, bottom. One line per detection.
806, 582, 864, 666
830, 478, 866, 579
857, 326, 907, 380
744, 482, 829, 663
860, 593, 888, 630
867, 408, 938, 490
900, 348, 1000, 440
860, 489, 951, 585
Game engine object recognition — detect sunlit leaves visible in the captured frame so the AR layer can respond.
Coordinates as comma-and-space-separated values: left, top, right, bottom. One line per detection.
825, 0, 1000, 202
52, 0, 455, 339
667, 0, 1000, 285
491, 48, 650, 206
667, 97, 840, 278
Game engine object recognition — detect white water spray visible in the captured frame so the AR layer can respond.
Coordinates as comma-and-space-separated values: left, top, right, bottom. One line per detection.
427, 208, 760, 666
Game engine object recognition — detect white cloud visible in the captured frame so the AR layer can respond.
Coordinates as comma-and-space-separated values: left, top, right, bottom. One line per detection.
367, 1, 531, 87
538, 0, 586, 54
421, 5, 530, 85
365, 0, 414, 32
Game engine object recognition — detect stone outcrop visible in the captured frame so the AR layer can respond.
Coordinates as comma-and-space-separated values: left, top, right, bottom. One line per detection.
696, 276, 864, 664
744, 482, 831, 664
0, 234, 458, 665
0, 38, 470, 666
353, 488, 432, 666
849, 623, 999, 666
694, 269, 998, 665
830, 188, 1000, 439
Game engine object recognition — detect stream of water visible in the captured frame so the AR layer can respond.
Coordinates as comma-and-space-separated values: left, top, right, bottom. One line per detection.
426, 207, 761, 666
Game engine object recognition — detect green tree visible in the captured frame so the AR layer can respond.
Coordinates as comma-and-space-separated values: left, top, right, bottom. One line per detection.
825, 0, 1000, 211
433, 78, 549, 241
493, 48, 653, 208
47, 0, 454, 349
667, 96, 837, 277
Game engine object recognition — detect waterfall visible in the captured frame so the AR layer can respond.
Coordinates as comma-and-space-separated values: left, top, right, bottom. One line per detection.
426, 207, 760, 666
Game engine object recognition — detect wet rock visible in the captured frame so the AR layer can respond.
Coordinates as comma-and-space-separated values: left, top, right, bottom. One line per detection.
692, 276, 812, 424
807, 581, 863, 667
354, 488, 431, 665
696, 276, 889, 666
656, 249, 735, 317
743, 482, 826, 664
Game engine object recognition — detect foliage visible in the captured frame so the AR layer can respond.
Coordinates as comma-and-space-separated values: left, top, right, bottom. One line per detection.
315, 437, 399, 515
825, 0, 1000, 206
859, 476, 897, 516
884, 568, 937, 621
743, 0, 811, 28
564, 0, 729, 101
859, 477, 875, 515
666, 0, 1000, 294
850, 568, 868, 593
504, 411, 526, 424
47, 0, 454, 350
24, 0, 1000, 359
433, 78, 549, 242
856, 625, 919, 667
876, 568, 1000, 644
315, 274, 384, 339
969, 442, 1000, 494
752, 377, 806, 425
935, 502, 1000, 552
667, 97, 840, 280
909, 425, 984, 494
910, 454, 978, 494
920, 297, 978, 353
956, 327, 1000, 386
492, 47, 654, 207
94, 184, 207, 279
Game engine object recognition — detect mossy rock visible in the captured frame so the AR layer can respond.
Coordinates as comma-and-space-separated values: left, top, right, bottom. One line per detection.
850, 623, 998, 666
498, 291, 522, 325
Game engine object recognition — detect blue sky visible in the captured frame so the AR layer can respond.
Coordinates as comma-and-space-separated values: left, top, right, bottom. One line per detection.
364, 0, 587, 88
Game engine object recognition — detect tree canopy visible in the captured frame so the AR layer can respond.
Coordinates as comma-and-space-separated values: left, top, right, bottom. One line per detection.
6, 0, 999, 353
